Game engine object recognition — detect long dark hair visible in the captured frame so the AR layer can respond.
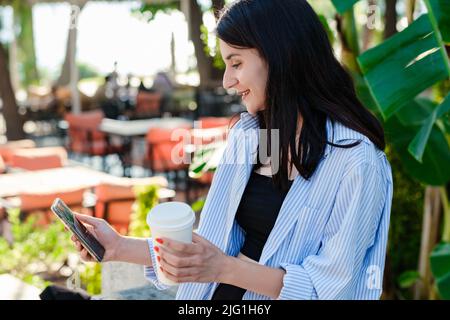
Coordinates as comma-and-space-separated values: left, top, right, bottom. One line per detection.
217, 0, 385, 192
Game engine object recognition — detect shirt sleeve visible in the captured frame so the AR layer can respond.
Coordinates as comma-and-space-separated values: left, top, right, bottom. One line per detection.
143, 237, 171, 290
278, 161, 391, 300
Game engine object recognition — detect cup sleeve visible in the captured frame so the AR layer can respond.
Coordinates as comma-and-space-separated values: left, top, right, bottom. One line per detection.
143, 237, 170, 290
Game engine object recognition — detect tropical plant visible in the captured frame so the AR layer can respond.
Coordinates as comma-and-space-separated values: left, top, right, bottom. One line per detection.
331, 0, 450, 299
128, 184, 160, 238
0, 208, 76, 289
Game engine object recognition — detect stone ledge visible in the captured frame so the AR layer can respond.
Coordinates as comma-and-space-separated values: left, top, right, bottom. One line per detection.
94, 283, 177, 300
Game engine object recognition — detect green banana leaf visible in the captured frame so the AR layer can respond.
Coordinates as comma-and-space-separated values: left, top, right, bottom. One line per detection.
385, 103, 450, 185
408, 93, 450, 162
358, 14, 450, 120
426, 0, 450, 44
430, 242, 450, 299
396, 98, 437, 126
331, 0, 361, 14
188, 141, 226, 179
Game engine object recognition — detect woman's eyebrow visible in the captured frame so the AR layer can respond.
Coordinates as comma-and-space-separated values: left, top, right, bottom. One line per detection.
225, 53, 241, 60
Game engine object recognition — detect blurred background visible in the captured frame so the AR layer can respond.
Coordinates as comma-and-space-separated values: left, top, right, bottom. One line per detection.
0, 0, 449, 300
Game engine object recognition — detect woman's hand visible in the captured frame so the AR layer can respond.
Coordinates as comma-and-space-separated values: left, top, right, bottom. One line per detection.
156, 233, 229, 284
70, 212, 122, 263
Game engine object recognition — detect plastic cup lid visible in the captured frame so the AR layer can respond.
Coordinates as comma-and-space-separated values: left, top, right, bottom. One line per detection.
146, 202, 195, 231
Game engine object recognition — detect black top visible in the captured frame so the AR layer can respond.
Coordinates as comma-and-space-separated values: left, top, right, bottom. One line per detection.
211, 170, 293, 300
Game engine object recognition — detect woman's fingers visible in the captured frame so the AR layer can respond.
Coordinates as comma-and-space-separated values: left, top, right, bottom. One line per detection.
80, 248, 94, 262
73, 212, 103, 227
159, 248, 199, 268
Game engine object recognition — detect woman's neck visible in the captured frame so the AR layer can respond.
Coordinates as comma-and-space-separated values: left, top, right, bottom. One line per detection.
255, 115, 303, 180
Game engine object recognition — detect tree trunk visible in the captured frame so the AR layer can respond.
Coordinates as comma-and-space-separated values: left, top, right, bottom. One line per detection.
384, 0, 398, 39
187, 0, 223, 88
14, 0, 39, 86
56, 1, 87, 87
336, 9, 360, 73
414, 186, 442, 300
406, 0, 416, 25
0, 43, 25, 141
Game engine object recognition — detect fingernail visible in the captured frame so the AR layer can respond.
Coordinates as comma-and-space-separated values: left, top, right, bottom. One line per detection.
156, 238, 163, 244
157, 256, 161, 262
154, 246, 160, 252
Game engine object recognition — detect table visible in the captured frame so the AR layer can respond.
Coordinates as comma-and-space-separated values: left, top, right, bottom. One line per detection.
99, 117, 193, 177
0, 166, 113, 199
99, 117, 193, 137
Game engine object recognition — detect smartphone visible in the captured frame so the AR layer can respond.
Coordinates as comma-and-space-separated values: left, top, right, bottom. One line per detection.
51, 198, 105, 262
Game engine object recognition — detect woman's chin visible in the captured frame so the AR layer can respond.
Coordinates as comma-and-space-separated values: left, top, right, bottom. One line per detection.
245, 104, 264, 116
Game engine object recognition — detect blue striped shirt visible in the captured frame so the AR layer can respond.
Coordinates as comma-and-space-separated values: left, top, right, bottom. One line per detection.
144, 112, 393, 300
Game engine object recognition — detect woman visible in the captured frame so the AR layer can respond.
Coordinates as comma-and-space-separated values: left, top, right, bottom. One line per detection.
72, 0, 393, 300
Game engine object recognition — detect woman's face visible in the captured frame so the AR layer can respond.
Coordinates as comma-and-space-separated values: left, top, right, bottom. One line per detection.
219, 40, 268, 115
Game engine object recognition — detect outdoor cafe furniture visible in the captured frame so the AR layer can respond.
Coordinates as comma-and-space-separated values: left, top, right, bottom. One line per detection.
134, 91, 163, 119
0, 139, 36, 166
99, 117, 193, 177
0, 166, 175, 230
94, 176, 175, 235
0, 155, 5, 174
0, 166, 110, 225
9, 146, 68, 171
196, 116, 233, 129
64, 110, 124, 170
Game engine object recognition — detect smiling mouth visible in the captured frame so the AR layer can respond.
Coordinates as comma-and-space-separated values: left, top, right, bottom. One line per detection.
238, 90, 250, 99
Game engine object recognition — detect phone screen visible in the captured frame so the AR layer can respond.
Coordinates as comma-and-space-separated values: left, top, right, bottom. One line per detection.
51, 198, 105, 262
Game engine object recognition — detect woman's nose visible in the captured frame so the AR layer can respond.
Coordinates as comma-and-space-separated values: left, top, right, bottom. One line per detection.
223, 73, 238, 90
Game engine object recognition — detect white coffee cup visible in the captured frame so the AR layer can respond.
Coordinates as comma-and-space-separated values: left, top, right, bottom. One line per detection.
146, 201, 196, 286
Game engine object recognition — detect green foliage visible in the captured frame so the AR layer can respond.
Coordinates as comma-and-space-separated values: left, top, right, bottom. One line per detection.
385, 145, 425, 299
79, 262, 102, 296
191, 197, 206, 213
132, 2, 180, 23
0, 208, 75, 289
201, 24, 225, 70
331, 0, 361, 14
398, 270, 421, 289
78, 62, 100, 80
128, 184, 160, 238
430, 242, 450, 299
358, 14, 450, 120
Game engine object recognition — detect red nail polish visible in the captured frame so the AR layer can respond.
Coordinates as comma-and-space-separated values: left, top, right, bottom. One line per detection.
157, 256, 161, 262
154, 246, 160, 252
156, 238, 163, 244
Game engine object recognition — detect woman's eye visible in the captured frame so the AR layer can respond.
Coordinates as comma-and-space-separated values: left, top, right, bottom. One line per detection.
232, 63, 241, 69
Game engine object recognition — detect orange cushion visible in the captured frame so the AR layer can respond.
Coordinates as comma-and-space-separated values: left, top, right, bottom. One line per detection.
10, 147, 67, 170
19, 188, 85, 212
95, 176, 168, 202
0, 140, 36, 165
197, 117, 232, 129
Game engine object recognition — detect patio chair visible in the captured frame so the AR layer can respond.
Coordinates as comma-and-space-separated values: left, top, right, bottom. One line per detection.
0, 140, 36, 166
65, 111, 123, 170
145, 126, 192, 191
10, 147, 68, 171
197, 116, 233, 129
16, 187, 90, 226
94, 176, 174, 235
134, 91, 162, 119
